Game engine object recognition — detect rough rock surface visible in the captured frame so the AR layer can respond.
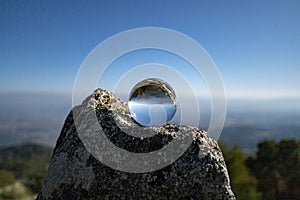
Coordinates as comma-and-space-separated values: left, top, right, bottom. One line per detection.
37, 89, 235, 200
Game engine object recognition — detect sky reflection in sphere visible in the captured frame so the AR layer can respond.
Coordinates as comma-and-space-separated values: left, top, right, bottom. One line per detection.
128, 78, 177, 126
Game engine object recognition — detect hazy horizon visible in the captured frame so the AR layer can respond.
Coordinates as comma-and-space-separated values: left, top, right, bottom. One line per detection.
0, 91, 299, 151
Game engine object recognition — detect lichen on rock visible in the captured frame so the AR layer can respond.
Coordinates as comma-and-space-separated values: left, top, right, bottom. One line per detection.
37, 89, 236, 200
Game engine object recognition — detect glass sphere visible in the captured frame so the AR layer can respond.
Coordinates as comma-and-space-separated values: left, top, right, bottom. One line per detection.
128, 78, 177, 126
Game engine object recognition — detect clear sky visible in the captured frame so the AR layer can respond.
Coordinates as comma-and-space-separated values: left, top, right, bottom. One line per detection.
1, 0, 300, 99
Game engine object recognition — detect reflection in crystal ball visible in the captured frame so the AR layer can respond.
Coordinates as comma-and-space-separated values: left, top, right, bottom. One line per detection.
128, 78, 177, 126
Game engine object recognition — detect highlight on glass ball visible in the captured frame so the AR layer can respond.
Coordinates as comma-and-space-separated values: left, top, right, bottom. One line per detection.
128, 78, 177, 126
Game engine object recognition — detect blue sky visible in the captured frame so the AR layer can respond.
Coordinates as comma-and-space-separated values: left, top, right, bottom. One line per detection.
1, 0, 299, 99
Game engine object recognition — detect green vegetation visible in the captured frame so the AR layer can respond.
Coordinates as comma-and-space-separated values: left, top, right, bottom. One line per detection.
0, 170, 16, 188
219, 141, 261, 199
220, 139, 300, 200
0, 144, 52, 199
246, 139, 300, 200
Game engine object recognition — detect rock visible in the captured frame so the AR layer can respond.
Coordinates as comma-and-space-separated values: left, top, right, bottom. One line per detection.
37, 89, 236, 199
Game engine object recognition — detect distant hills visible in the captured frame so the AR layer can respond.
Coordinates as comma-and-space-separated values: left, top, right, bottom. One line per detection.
0, 92, 70, 147
219, 125, 300, 154
0, 118, 62, 147
0, 92, 299, 154
0, 143, 52, 179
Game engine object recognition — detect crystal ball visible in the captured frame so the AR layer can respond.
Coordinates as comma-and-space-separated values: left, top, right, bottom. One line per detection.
128, 78, 177, 126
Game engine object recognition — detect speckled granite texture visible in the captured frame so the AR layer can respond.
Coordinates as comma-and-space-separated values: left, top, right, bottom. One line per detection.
37, 89, 235, 200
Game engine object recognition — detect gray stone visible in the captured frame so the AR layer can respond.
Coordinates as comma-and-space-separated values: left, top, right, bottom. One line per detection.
37, 89, 235, 199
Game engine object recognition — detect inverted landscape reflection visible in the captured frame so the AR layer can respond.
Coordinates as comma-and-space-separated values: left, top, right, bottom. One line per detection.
128, 78, 177, 126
